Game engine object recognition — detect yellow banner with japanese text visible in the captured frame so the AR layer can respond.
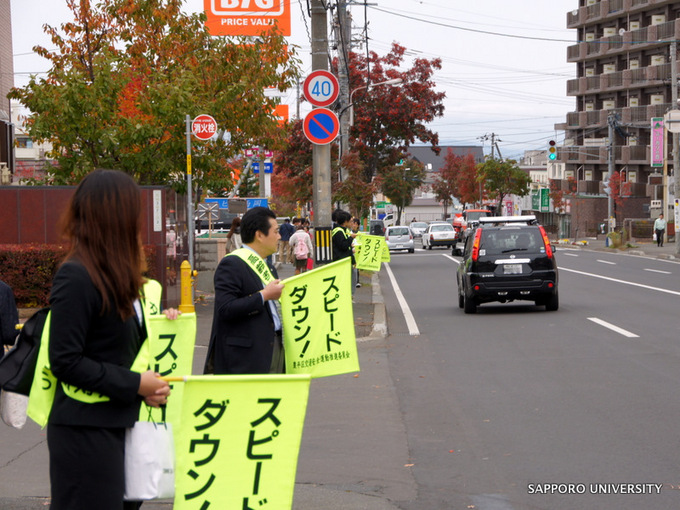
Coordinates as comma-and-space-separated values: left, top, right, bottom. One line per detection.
174, 375, 311, 510
280, 258, 360, 378
355, 234, 389, 271
141, 313, 196, 426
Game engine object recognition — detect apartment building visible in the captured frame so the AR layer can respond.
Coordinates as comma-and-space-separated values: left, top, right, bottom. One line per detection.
0, 0, 14, 175
554, 0, 678, 232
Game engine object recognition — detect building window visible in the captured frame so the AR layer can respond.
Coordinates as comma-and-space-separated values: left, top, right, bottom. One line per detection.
16, 138, 33, 149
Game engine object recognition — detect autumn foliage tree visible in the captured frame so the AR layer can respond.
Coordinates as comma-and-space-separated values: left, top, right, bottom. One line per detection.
343, 43, 445, 182
378, 159, 425, 225
608, 170, 632, 225
9, 0, 300, 191
333, 152, 376, 219
431, 151, 479, 216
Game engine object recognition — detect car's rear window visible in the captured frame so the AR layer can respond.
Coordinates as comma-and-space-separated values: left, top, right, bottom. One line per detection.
388, 228, 409, 236
431, 224, 453, 232
411, 222, 427, 229
479, 228, 544, 255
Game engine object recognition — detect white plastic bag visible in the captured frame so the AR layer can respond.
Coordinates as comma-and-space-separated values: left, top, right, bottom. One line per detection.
0, 389, 28, 429
653, 232, 657, 241
124, 421, 175, 500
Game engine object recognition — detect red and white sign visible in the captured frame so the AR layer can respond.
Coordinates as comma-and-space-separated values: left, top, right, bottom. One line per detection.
303, 108, 339, 145
192, 114, 218, 140
303, 71, 340, 107
204, 0, 291, 37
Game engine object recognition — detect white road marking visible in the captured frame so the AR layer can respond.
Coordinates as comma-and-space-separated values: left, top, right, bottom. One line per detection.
560, 267, 680, 297
443, 253, 460, 264
588, 317, 639, 338
561, 252, 579, 257
644, 268, 672, 275
384, 263, 420, 336
597, 259, 616, 265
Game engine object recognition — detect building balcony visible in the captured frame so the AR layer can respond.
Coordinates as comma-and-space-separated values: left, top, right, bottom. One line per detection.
567, 18, 680, 64
566, 63, 676, 96
555, 144, 650, 166
563, 104, 672, 130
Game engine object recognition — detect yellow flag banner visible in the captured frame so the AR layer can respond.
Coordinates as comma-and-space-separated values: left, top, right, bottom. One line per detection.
280, 257, 360, 378
141, 313, 197, 426
174, 375, 311, 510
355, 234, 389, 271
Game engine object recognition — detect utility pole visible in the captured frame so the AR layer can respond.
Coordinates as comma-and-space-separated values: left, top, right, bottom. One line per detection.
337, 0, 351, 180
671, 41, 679, 253
311, 0, 333, 228
607, 113, 615, 234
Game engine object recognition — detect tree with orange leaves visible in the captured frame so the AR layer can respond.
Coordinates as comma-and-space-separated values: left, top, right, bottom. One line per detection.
10, 0, 300, 192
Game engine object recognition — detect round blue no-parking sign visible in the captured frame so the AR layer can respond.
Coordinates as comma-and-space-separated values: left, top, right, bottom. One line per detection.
303, 108, 340, 145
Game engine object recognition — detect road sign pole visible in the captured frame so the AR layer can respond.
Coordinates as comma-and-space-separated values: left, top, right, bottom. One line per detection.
186, 115, 194, 277
311, 0, 333, 238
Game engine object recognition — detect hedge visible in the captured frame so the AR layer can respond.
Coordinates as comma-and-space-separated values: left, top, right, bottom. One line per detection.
1, 244, 158, 308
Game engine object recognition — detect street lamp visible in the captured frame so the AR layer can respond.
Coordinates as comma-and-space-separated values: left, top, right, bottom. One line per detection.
348, 78, 403, 126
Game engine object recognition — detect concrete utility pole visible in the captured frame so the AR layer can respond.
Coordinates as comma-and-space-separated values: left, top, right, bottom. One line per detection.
671, 41, 680, 253
337, 0, 351, 180
311, 0, 332, 229
607, 113, 615, 234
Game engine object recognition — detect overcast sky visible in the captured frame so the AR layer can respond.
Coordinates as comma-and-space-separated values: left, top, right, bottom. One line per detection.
10, 0, 577, 159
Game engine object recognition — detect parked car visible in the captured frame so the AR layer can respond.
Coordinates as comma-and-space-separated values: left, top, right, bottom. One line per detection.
409, 221, 428, 238
384, 226, 415, 253
456, 216, 559, 314
421, 222, 456, 249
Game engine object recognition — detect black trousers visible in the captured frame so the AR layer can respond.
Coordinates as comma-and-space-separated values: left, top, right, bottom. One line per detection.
47, 423, 142, 510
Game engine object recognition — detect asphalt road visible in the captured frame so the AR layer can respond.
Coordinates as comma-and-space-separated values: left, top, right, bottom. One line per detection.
380, 246, 680, 509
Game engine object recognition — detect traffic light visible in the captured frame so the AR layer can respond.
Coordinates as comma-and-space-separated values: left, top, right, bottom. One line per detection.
548, 140, 557, 161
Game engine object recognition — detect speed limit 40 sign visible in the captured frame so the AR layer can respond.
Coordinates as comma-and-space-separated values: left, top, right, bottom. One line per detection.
303, 70, 340, 107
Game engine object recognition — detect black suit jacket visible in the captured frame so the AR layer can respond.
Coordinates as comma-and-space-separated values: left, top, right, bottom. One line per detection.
48, 261, 144, 428
206, 252, 279, 374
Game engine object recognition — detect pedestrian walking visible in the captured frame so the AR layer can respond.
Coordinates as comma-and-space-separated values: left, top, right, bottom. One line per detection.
290, 223, 313, 275
225, 217, 242, 254
654, 213, 666, 247
278, 218, 295, 265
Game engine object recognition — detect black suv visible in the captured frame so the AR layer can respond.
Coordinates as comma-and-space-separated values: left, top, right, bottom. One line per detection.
456, 216, 559, 313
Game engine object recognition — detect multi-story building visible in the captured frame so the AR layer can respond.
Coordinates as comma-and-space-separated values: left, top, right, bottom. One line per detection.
0, 0, 14, 176
554, 0, 677, 235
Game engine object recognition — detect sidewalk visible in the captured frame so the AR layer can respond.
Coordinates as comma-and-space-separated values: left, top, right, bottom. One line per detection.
0, 262, 395, 510
558, 236, 678, 260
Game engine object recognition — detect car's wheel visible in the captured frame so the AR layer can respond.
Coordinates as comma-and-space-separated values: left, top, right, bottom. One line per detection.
427, 244, 432, 250
458, 289, 464, 309
545, 292, 559, 311
463, 293, 477, 314
408, 248, 414, 253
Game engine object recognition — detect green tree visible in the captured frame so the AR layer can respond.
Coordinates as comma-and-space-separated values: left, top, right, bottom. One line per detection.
379, 159, 425, 225
476, 158, 531, 208
9, 0, 300, 190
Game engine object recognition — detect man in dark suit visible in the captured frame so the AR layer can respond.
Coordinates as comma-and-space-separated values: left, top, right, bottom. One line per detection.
205, 207, 285, 374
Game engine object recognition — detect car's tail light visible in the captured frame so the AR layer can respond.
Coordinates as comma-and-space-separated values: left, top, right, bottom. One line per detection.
430, 234, 434, 240
471, 229, 482, 261
539, 226, 553, 259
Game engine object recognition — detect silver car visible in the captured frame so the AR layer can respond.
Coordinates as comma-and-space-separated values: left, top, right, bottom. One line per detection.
385, 226, 415, 253
409, 221, 428, 238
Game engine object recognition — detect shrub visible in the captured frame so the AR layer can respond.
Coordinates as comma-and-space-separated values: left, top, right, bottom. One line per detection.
1, 244, 158, 308
0, 244, 67, 308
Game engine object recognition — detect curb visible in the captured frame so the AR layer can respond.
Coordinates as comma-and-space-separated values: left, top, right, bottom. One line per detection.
369, 272, 387, 339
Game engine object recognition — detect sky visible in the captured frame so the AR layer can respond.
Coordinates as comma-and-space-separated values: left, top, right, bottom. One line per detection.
10, 0, 578, 160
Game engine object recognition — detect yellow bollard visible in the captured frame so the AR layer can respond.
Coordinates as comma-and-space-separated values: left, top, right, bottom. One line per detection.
179, 260, 197, 314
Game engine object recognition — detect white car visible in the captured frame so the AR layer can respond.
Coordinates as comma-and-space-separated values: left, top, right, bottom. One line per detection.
422, 222, 456, 250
